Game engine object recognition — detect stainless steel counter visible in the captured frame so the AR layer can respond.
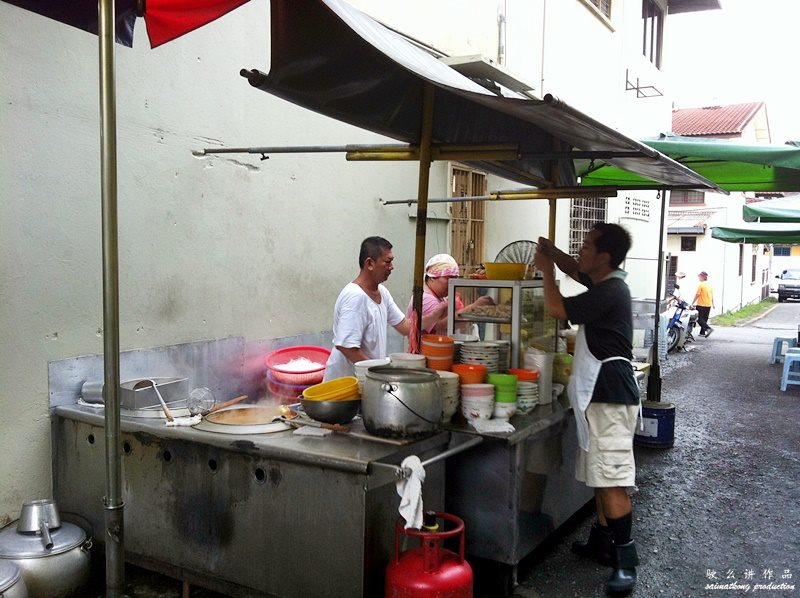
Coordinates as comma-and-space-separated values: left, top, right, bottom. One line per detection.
52, 404, 453, 597
442, 397, 593, 593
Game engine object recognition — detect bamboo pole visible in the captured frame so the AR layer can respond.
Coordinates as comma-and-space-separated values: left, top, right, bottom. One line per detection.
412, 84, 436, 339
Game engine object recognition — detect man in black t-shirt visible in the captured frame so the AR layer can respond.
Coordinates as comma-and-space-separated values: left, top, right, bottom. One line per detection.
535, 223, 640, 595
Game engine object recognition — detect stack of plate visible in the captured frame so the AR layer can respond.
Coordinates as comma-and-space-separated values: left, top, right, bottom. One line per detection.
516, 381, 540, 414
437, 370, 461, 422
459, 342, 500, 373
494, 339, 511, 372
451, 333, 478, 363
460, 383, 494, 420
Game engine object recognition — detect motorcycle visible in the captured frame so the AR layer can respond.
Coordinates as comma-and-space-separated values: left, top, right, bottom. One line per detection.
665, 298, 699, 352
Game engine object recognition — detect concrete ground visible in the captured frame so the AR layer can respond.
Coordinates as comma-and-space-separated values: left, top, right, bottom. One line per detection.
90, 303, 800, 597
511, 301, 800, 598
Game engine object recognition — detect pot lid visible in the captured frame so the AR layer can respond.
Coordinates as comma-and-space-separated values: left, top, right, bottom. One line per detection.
0, 559, 22, 592
0, 521, 85, 558
365, 366, 439, 383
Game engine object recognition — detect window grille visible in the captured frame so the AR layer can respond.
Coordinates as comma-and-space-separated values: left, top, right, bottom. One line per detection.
450, 167, 487, 276
774, 245, 791, 257
669, 190, 705, 205
569, 197, 608, 257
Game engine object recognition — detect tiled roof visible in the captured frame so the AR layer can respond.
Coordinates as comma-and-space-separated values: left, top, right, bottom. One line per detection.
672, 102, 764, 136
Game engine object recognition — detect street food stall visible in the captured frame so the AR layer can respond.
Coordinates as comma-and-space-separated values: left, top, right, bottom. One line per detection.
42, 0, 726, 596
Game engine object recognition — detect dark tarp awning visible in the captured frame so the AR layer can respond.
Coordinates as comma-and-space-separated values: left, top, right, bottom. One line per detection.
579, 136, 800, 192
239, 0, 719, 192
711, 223, 800, 244
743, 195, 800, 222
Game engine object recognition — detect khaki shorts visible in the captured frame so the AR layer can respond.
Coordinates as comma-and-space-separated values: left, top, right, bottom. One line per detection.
575, 402, 640, 488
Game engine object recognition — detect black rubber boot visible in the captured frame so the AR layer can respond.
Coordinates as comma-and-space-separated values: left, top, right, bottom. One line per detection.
571, 523, 613, 566
607, 540, 639, 594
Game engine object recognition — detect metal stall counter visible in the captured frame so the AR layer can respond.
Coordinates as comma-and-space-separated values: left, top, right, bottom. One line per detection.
441, 397, 593, 594
52, 403, 479, 598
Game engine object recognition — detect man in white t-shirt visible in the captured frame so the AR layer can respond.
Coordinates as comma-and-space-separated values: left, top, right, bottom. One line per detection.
323, 237, 412, 380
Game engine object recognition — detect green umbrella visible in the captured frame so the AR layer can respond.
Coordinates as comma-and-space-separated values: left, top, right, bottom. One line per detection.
743, 194, 800, 222
711, 223, 800, 244
579, 137, 800, 192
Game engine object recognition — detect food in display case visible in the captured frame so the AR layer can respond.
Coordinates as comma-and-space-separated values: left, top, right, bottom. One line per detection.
446, 279, 559, 369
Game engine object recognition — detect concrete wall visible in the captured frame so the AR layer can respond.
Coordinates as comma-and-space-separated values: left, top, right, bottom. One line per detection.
0, 0, 687, 519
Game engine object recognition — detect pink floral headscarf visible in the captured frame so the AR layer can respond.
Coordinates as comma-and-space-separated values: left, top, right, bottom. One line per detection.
424, 254, 460, 278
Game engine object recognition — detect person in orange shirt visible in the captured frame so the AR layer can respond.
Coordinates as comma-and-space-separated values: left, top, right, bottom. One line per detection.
692, 271, 715, 337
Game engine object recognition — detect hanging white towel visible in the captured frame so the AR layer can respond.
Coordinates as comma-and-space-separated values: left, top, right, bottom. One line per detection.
396, 456, 426, 529
166, 415, 202, 427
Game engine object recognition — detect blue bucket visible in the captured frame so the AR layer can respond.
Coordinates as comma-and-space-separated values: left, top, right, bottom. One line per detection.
634, 400, 675, 448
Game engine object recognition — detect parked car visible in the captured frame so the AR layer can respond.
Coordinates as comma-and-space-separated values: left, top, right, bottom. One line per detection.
776, 269, 800, 302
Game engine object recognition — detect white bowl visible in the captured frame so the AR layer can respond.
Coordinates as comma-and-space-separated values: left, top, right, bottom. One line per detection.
461, 403, 493, 420
492, 402, 517, 419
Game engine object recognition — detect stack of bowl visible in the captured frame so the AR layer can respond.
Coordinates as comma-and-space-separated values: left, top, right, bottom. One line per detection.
459, 342, 500, 373
460, 383, 494, 420
265, 370, 311, 404
451, 363, 487, 385
354, 358, 391, 394
300, 376, 361, 424
488, 373, 518, 419
264, 345, 332, 404
389, 352, 427, 369
420, 334, 455, 371
437, 370, 461, 422
516, 375, 540, 414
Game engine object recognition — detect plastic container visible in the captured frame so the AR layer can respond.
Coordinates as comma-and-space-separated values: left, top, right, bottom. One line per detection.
265, 345, 331, 385
302, 376, 359, 401
484, 262, 526, 280
425, 356, 453, 371
389, 353, 427, 369
451, 363, 487, 384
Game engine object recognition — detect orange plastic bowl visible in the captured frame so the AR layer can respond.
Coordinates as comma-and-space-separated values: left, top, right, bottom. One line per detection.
451, 363, 487, 384
508, 368, 539, 381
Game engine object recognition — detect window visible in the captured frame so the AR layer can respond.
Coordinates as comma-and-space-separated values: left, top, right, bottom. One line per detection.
642, 0, 663, 68
680, 237, 696, 252
669, 190, 705, 205
569, 197, 608, 257
738, 245, 744, 277
450, 166, 487, 275
774, 245, 791, 257
587, 0, 611, 18
751, 255, 757, 284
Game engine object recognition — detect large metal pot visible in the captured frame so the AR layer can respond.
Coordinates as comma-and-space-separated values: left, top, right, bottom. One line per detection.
0, 501, 91, 598
0, 559, 28, 598
362, 367, 442, 438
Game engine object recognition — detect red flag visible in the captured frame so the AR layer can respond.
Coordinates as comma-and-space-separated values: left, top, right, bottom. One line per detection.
143, 0, 250, 48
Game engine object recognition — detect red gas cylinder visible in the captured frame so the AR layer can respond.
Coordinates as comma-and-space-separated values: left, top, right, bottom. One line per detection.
385, 512, 473, 597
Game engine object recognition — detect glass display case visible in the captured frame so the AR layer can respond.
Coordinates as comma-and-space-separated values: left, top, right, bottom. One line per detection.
446, 279, 560, 369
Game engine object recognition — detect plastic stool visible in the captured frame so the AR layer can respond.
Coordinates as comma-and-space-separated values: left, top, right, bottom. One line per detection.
780, 352, 800, 391
770, 337, 798, 364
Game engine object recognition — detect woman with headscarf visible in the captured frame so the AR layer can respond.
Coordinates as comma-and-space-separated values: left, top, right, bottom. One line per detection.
406, 253, 494, 335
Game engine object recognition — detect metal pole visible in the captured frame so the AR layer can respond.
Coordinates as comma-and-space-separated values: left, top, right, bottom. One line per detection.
647, 190, 668, 403
99, 0, 125, 594
411, 84, 435, 339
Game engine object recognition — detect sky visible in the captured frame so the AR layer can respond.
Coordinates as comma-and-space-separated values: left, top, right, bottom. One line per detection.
665, 0, 800, 143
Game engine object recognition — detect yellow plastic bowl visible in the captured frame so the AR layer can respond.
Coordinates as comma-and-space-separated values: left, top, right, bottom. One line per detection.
484, 262, 526, 280
302, 376, 359, 401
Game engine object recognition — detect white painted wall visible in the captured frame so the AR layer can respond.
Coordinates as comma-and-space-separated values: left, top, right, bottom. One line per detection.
0, 0, 696, 518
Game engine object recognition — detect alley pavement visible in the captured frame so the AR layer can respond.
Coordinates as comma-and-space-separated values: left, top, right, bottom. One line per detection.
512, 301, 800, 598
